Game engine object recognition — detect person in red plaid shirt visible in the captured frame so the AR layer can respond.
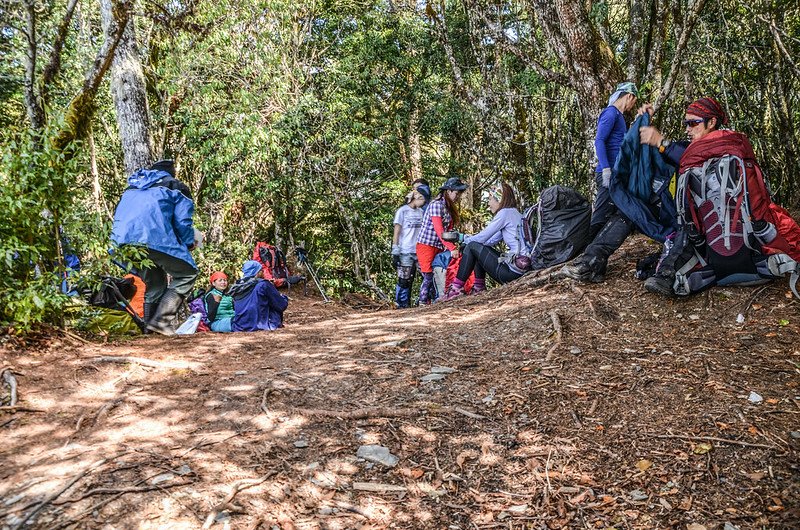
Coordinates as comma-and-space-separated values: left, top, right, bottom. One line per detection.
415, 176, 468, 304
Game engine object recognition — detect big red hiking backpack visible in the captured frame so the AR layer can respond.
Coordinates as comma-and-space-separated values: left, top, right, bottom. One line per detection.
252, 242, 290, 287
518, 185, 591, 270
670, 130, 800, 297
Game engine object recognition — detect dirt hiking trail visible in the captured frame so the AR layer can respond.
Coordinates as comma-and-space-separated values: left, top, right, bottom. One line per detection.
2, 238, 799, 529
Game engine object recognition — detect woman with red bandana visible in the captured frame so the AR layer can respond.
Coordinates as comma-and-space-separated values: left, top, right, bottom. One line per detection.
636, 98, 729, 296
638, 97, 800, 296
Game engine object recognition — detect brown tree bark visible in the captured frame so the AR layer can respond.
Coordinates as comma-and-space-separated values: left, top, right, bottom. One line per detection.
52, 0, 132, 151
527, 0, 622, 161
23, 0, 45, 133
645, 0, 669, 91
101, 0, 154, 175
627, 0, 646, 82
529, 0, 621, 107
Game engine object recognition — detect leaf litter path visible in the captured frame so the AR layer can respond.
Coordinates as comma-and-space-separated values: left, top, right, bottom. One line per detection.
2, 238, 799, 529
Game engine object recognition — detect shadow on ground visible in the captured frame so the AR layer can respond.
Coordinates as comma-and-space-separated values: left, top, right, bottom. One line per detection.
2, 237, 799, 529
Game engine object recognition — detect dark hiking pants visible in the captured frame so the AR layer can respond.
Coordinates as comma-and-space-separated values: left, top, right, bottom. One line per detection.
139, 249, 198, 303
590, 172, 617, 240
456, 242, 523, 285
582, 213, 634, 276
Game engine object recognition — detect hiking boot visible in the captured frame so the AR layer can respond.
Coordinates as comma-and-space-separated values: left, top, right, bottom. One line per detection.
146, 289, 183, 336
142, 301, 157, 334
561, 259, 605, 283
441, 284, 465, 301
644, 275, 676, 297
470, 278, 486, 294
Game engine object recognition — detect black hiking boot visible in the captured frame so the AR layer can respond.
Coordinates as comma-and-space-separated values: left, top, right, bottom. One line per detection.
146, 290, 183, 336
561, 258, 605, 283
644, 275, 676, 297
142, 301, 157, 335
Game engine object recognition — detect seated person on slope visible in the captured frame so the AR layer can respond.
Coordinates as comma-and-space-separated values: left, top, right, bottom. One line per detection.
228, 260, 288, 332
204, 271, 235, 332
442, 182, 525, 300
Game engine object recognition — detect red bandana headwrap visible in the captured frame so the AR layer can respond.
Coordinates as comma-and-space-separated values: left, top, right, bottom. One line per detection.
209, 271, 228, 284
685, 97, 729, 127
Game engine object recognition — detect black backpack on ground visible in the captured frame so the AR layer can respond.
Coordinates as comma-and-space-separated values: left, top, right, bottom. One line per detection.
519, 185, 592, 270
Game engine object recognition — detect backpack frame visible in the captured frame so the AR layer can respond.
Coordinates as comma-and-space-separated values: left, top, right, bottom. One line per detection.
673, 154, 799, 297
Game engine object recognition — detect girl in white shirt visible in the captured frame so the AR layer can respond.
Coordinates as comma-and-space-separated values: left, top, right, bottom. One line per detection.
391, 190, 426, 308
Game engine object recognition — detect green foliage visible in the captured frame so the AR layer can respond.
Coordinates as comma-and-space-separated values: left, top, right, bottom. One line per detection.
0, 129, 78, 328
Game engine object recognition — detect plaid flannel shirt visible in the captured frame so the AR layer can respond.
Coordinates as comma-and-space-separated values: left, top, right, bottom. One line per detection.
416, 197, 452, 249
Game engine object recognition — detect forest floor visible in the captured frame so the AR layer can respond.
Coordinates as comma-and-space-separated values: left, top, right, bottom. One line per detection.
1, 236, 799, 530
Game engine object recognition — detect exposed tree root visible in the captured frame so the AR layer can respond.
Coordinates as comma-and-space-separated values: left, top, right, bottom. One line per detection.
545, 310, 563, 361
85, 356, 203, 370
202, 471, 279, 529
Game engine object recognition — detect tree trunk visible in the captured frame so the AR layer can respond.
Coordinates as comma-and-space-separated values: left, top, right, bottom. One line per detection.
627, 0, 645, 82
407, 104, 423, 183
101, 0, 154, 175
23, 0, 45, 133
646, 0, 669, 95
529, 0, 621, 163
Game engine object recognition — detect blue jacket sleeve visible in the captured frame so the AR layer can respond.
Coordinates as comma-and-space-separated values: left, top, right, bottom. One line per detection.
662, 141, 688, 168
172, 191, 195, 248
594, 108, 615, 171
260, 281, 289, 313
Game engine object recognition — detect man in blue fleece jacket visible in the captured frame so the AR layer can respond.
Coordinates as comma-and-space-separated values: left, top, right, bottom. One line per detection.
591, 82, 639, 239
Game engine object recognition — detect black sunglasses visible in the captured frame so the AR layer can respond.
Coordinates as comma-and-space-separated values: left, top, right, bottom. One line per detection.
683, 118, 706, 127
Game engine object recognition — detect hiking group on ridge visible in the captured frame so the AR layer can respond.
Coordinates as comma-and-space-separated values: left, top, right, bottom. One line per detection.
96, 84, 800, 332
389, 86, 800, 308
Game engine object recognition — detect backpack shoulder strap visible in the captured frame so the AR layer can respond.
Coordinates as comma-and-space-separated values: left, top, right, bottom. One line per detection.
767, 254, 800, 299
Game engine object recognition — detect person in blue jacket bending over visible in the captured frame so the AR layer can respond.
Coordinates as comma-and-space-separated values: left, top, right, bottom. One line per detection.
590, 81, 639, 239
111, 159, 199, 335
229, 260, 289, 332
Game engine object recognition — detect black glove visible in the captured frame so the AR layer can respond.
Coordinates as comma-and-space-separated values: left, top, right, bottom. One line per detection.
391, 253, 401, 268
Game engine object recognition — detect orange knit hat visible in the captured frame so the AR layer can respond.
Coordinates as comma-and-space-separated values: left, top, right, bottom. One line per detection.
209, 271, 228, 284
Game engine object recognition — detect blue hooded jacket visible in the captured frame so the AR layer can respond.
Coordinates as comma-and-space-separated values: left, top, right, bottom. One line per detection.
609, 114, 678, 243
229, 260, 289, 332
111, 169, 197, 267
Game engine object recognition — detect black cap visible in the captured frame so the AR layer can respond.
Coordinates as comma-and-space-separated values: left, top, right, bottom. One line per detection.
416, 184, 432, 203
150, 159, 175, 178
440, 176, 468, 192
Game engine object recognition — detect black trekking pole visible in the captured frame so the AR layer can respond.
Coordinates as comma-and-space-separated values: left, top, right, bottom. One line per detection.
294, 246, 330, 303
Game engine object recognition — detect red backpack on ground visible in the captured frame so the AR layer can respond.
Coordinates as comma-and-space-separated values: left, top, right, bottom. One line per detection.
252, 242, 290, 287
673, 130, 800, 296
